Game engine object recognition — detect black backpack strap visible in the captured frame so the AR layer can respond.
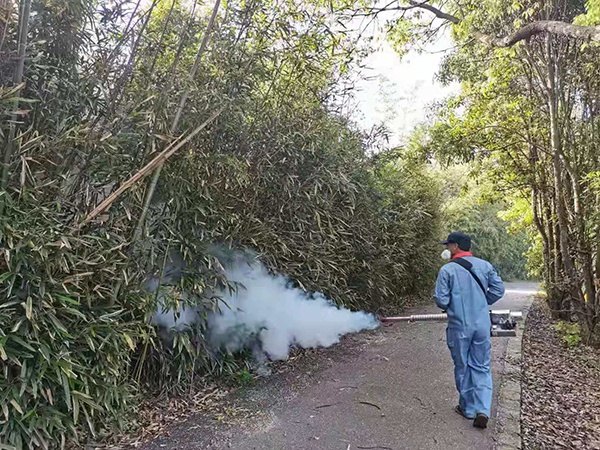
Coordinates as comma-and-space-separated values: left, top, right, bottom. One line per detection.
451, 258, 486, 296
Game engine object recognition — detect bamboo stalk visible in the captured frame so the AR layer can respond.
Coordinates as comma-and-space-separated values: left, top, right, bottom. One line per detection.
1, 0, 31, 190
132, 0, 222, 242
0, 0, 12, 51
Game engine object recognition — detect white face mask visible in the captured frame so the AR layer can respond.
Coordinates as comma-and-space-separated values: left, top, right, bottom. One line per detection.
441, 249, 452, 261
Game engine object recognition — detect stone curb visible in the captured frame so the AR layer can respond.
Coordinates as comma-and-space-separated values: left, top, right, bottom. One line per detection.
494, 310, 528, 450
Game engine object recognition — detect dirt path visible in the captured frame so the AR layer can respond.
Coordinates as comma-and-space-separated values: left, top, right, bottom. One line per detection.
142, 282, 537, 450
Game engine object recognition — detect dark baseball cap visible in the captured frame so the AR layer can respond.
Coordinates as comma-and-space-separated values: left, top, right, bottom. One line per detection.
440, 232, 472, 251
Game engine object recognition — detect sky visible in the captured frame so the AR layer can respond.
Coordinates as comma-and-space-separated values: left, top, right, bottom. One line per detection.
350, 20, 460, 148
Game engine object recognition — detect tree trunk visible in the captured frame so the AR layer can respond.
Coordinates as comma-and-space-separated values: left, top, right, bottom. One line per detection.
542, 191, 555, 286
532, 184, 553, 290
546, 37, 581, 318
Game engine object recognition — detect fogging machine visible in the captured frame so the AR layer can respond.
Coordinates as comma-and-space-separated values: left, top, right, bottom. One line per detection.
380, 309, 523, 337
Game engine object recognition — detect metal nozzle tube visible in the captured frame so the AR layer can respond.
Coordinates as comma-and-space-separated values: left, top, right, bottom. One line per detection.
379, 310, 523, 323
491, 309, 523, 321
380, 313, 448, 323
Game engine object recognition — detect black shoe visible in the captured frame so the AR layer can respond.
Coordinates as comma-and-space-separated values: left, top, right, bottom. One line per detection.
473, 413, 488, 429
454, 405, 472, 420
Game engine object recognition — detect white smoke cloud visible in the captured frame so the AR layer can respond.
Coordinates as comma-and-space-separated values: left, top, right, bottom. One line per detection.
207, 258, 380, 360
149, 247, 380, 361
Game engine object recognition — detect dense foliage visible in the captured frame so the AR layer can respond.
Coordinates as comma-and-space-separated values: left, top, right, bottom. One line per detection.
436, 165, 531, 281
0, 0, 442, 447
384, 0, 600, 343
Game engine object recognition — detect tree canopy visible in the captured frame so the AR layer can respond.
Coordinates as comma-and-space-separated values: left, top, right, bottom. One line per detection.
389, 0, 600, 344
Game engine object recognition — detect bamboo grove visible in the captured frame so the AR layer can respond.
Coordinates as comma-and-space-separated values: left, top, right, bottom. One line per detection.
0, 0, 442, 447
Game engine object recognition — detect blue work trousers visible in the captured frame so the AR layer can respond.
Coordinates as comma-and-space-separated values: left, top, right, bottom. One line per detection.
446, 326, 492, 418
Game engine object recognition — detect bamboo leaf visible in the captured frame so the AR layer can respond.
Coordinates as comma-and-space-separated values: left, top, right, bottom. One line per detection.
73, 396, 79, 424
62, 372, 72, 411
25, 296, 33, 320
10, 336, 35, 353
0, 443, 18, 450
123, 334, 136, 351
10, 400, 23, 415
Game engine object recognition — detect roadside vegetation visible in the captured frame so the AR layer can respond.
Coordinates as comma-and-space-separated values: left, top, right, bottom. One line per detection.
0, 0, 442, 447
3, 0, 599, 447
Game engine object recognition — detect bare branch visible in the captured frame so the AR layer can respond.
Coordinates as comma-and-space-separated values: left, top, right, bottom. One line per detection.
407, 1, 459, 24
351, 0, 415, 18
405, 1, 600, 47
474, 21, 600, 47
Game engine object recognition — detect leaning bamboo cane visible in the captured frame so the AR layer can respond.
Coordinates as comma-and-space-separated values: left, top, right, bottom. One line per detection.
76, 106, 224, 229
133, 0, 223, 242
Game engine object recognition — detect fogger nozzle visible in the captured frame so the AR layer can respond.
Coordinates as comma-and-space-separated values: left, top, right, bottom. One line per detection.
379, 310, 523, 323
379, 309, 524, 338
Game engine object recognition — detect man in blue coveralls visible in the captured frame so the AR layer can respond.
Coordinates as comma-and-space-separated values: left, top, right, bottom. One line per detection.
434, 232, 505, 429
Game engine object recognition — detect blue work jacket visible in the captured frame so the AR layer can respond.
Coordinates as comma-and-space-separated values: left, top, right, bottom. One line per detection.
434, 256, 505, 330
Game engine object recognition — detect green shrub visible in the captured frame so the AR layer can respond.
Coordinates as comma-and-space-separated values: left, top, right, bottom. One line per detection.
554, 321, 582, 347
235, 370, 255, 386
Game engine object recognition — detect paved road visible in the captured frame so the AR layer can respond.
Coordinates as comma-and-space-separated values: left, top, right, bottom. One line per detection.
143, 282, 538, 450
